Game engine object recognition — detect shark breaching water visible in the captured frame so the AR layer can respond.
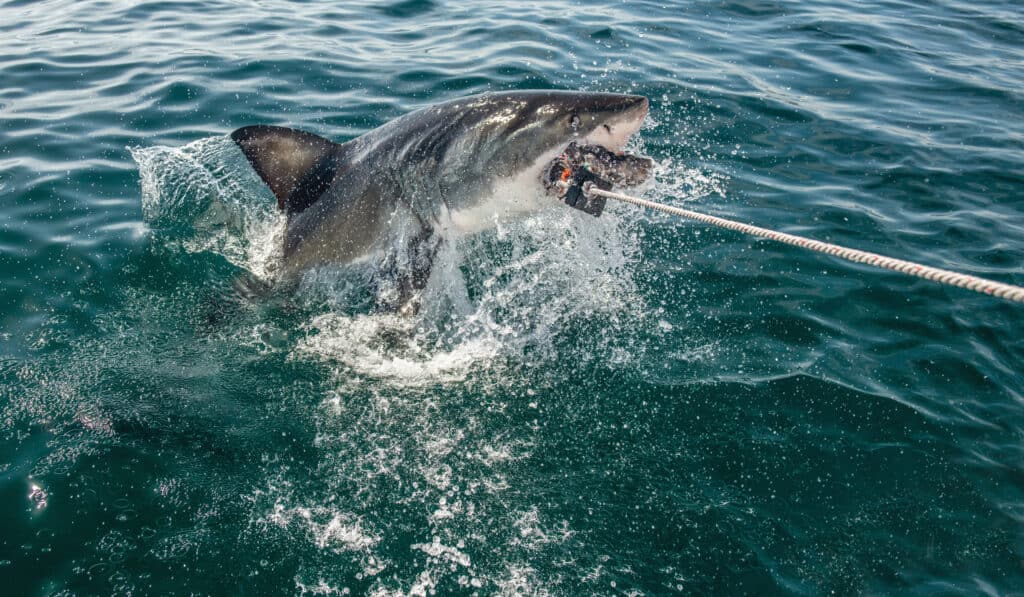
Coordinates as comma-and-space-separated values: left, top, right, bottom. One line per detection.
231, 90, 652, 311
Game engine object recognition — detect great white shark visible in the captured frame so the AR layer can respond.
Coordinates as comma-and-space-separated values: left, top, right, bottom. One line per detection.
231, 90, 650, 309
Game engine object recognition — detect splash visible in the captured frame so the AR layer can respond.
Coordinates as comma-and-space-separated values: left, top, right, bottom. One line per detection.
131, 132, 725, 593
293, 203, 646, 386
131, 136, 286, 281
131, 134, 676, 386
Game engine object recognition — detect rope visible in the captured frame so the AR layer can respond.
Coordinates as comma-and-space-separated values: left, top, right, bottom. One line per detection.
586, 186, 1024, 304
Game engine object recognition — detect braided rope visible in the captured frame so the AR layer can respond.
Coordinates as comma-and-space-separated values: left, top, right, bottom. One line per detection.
587, 187, 1024, 304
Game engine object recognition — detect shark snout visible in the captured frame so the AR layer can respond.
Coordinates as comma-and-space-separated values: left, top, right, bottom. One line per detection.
619, 95, 649, 124
586, 93, 648, 116
620, 94, 648, 113
633, 95, 649, 117
580, 93, 649, 151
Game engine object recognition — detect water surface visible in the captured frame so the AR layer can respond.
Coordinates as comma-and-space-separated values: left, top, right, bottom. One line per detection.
2, 0, 1023, 594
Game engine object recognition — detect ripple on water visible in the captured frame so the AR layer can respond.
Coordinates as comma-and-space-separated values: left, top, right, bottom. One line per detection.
1, 0, 1023, 593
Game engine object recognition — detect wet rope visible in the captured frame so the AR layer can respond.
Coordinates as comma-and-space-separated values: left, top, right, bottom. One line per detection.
585, 186, 1024, 304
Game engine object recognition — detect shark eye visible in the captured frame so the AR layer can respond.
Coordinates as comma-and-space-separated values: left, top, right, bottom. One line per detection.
569, 114, 581, 129
603, 124, 612, 133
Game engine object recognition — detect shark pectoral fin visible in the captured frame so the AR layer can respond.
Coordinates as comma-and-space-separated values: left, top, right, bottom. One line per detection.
231, 272, 274, 301
230, 125, 341, 215
375, 228, 443, 316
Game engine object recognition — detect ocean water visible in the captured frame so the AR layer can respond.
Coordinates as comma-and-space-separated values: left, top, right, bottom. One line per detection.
2, 0, 1023, 594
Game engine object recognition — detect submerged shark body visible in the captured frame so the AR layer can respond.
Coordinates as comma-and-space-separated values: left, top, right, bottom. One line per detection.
231, 90, 650, 308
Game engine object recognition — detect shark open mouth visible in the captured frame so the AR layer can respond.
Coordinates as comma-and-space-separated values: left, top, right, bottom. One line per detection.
542, 142, 653, 217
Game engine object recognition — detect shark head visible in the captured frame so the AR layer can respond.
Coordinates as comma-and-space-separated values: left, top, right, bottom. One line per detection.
432, 90, 647, 229
560, 92, 650, 152
466, 90, 649, 171
438, 90, 650, 229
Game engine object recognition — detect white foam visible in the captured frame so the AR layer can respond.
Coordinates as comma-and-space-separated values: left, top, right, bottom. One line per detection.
295, 579, 351, 596
295, 311, 502, 386
264, 503, 380, 554
412, 537, 472, 568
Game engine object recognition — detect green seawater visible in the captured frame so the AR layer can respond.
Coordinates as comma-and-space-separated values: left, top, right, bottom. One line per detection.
2, 0, 1023, 594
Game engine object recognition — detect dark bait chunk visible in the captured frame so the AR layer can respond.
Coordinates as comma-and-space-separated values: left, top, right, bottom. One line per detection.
543, 142, 653, 217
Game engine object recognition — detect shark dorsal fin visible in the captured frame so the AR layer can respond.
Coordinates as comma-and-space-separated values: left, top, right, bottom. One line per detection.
231, 125, 340, 215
